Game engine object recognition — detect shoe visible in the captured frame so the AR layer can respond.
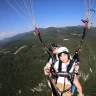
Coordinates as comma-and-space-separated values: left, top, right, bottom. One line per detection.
77, 94, 84, 96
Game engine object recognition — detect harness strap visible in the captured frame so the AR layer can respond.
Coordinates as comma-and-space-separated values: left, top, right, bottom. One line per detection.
56, 83, 71, 96
58, 60, 62, 72
56, 60, 75, 84
48, 75, 60, 96
61, 87, 71, 95
67, 60, 74, 73
58, 60, 74, 73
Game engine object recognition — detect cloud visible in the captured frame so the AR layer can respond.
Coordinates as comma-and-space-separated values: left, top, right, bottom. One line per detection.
0, 32, 18, 40
44, 26, 56, 28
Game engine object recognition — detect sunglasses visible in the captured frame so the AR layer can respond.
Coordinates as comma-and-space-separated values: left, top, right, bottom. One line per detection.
52, 47, 56, 52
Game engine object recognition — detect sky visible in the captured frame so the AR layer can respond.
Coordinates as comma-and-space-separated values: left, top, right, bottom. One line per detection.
0, 0, 96, 40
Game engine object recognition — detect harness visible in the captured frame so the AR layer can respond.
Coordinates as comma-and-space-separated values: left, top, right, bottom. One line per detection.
51, 72, 74, 96
57, 59, 75, 84
58, 60, 74, 73
50, 59, 75, 96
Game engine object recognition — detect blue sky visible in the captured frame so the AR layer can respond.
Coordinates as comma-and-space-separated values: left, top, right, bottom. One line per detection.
0, 0, 96, 39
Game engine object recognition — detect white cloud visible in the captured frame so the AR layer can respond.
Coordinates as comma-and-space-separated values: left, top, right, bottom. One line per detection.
0, 32, 18, 40
44, 26, 56, 28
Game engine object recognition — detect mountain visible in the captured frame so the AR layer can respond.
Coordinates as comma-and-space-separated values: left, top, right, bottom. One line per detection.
0, 26, 96, 96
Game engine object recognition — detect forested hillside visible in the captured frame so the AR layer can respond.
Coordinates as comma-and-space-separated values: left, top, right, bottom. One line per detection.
0, 26, 96, 96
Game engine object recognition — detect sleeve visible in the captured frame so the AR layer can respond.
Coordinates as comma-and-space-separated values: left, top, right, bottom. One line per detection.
48, 58, 53, 64
54, 61, 59, 72
44, 62, 51, 70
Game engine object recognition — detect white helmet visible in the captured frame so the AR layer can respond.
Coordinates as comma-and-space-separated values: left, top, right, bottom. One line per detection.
57, 47, 69, 55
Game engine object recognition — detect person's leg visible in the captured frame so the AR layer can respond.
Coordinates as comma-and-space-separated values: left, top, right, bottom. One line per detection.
73, 78, 84, 96
48, 80, 51, 88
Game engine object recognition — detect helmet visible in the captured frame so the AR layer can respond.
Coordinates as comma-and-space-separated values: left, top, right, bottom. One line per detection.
49, 43, 58, 52
57, 47, 69, 55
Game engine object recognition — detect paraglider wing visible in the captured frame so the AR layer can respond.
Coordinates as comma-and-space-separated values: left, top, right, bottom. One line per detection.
88, 9, 95, 13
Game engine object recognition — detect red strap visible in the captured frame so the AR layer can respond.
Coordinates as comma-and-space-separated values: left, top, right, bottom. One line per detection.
84, 22, 88, 28
64, 78, 66, 83
35, 28, 40, 34
81, 19, 88, 28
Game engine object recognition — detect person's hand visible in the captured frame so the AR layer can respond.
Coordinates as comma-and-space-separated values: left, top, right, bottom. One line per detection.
44, 68, 50, 75
75, 65, 79, 72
